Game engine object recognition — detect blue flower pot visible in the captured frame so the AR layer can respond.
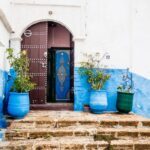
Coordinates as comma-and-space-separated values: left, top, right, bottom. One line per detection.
89, 90, 108, 113
8, 92, 30, 119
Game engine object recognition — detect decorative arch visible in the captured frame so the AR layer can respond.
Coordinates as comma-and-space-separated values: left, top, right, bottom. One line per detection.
20, 19, 74, 39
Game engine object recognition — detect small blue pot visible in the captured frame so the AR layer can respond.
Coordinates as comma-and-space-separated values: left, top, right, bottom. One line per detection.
8, 92, 30, 119
89, 90, 108, 113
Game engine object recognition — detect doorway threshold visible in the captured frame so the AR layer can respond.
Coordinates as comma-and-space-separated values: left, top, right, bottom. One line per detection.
30, 103, 74, 111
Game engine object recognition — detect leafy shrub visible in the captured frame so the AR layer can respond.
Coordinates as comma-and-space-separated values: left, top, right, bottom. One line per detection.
79, 52, 110, 90
6, 48, 36, 93
117, 68, 134, 93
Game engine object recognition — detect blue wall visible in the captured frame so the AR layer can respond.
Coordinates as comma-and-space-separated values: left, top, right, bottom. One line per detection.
74, 68, 125, 111
1, 68, 150, 119
0, 69, 7, 114
132, 73, 150, 118
0, 69, 7, 128
74, 68, 150, 118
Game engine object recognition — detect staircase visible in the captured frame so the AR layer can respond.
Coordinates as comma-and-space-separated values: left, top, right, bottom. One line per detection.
1, 111, 150, 150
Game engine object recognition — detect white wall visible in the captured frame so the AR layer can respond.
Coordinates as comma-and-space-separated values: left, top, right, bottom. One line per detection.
10, 0, 87, 66
10, 0, 132, 69
0, 0, 149, 78
84, 0, 132, 69
0, 0, 11, 20
10, 0, 86, 39
132, 0, 150, 79
0, 19, 10, 70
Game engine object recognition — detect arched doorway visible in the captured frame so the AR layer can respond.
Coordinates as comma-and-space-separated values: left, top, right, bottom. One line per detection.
21, 21, 74, 108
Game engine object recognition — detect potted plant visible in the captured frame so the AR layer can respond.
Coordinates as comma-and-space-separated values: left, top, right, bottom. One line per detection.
6, 48, 36, 118
79, 52, 110, 113
117, 68, 134, 113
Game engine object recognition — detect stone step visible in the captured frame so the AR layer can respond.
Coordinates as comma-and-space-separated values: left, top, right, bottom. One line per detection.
5, 127, 150, 141
30, 103, 74, 111
7, 118, 150, 129
0, 139, 150, 150
7, 111, 150, 130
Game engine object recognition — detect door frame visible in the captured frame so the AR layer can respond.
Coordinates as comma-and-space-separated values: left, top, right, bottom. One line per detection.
47, 47, 74, 103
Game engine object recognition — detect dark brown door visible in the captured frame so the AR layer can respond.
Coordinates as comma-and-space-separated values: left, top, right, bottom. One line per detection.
21, 22, 48, 104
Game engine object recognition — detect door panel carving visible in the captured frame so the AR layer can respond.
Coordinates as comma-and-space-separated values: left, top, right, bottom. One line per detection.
56, 50, 70, 101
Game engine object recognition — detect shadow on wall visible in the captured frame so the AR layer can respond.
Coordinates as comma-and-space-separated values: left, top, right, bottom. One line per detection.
74, 68, 150, 118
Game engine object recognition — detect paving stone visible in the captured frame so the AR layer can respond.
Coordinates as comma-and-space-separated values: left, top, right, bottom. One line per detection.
118, 121, 139, 127
8, 122, 36, 129
100, 120, 118, 127
142, 121, 150, 127
5, 130, 28, 141
35, 141, 60, 150
1, 139, 150, 150
117, 131, 139, 138
35, 121, 55, 128
86, 141, 108, 150
57, 120, 77, 127
111, 140, 134, 150
134, 140, 150, 150
0, 141, 33, 150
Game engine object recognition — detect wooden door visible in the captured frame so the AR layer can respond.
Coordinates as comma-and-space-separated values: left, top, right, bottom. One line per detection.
21, 22, 48, 104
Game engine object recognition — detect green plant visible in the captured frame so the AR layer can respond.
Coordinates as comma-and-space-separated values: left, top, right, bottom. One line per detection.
78, 52, 110, 90
6, 48, 36, 93
117, 68, 133, 93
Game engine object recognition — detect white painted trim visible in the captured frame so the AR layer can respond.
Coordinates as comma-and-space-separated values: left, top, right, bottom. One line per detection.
11, 1, 81, 8
0, 8, 13, 32
10, 37, 22, 41
0, 41, 4, 47
73, 37, 86, 41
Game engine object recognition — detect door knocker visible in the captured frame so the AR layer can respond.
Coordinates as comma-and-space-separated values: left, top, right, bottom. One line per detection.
44, 52, 47, 58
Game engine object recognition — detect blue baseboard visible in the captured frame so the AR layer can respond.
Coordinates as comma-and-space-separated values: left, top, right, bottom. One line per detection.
0, 68, 150, 119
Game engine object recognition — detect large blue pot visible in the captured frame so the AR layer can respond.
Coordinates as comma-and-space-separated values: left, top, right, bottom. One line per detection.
89, 90, 108, 113
8, 92, 29, 119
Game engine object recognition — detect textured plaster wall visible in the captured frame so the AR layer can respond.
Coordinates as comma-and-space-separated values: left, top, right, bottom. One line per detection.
131, 0, 150, 79
132, 73, 150, 118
